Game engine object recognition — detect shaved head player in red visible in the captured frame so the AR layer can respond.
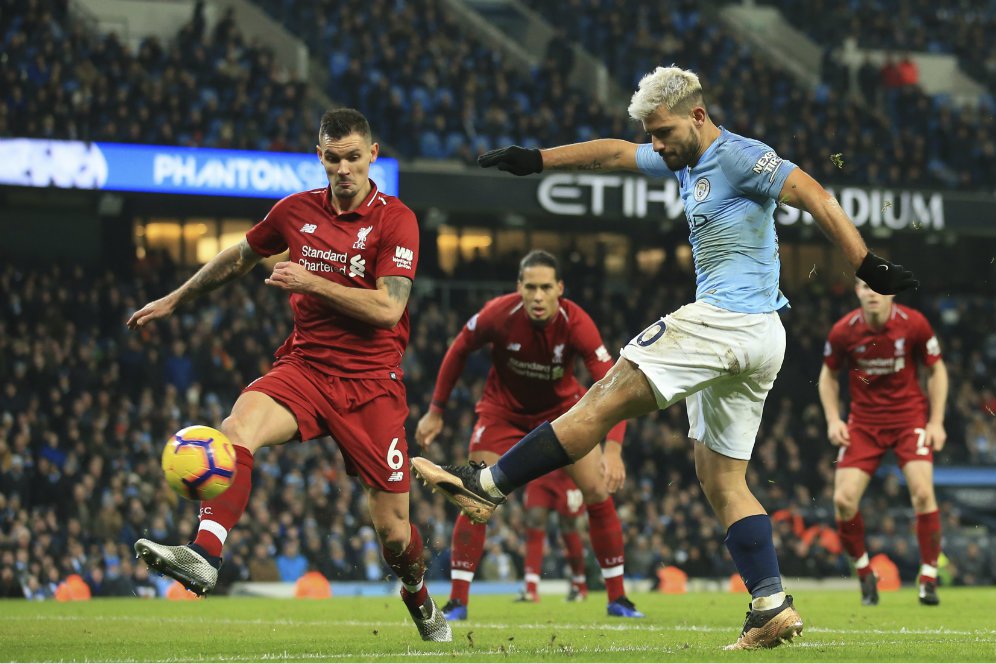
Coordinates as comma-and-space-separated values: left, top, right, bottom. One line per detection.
414, 250, 643, 620
819, 278, 948, 607
127, 109, 450, 642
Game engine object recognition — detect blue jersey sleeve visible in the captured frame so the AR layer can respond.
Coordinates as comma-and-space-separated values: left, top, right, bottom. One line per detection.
635, 143, 674, 178
718, 139, 796, 200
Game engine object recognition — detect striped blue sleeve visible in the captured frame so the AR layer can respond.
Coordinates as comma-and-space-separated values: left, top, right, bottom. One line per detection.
718, 140, 796, 200
635, 143, 675, 178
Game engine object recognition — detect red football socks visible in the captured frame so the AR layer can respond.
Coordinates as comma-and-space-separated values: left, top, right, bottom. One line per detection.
449, 513, 487, 605
384, 523, 428, 609
193, 445, 254, 557
916, 510, 941, 583
561, 530, 586, 579
586, 497, 626, 602
524, 528, 546, 598
836, 512, 872, 577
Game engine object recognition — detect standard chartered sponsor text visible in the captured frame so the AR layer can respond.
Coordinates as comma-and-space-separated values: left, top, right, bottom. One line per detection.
299, 245, 347, 274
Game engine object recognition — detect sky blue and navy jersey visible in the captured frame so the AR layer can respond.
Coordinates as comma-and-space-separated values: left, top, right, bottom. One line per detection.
636, 127, 796, 314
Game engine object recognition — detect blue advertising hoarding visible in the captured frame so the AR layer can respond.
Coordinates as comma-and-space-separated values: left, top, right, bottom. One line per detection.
0, 139, 398, 198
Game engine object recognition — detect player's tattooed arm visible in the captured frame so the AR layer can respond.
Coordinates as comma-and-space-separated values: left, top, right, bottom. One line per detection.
301, 275, 412, 329
383, 275, 412, 306
177, 238, 263, 303
128, 239, 263, 329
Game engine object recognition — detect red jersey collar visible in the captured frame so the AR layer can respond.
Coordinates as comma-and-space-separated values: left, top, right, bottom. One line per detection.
324, 179, 381, 217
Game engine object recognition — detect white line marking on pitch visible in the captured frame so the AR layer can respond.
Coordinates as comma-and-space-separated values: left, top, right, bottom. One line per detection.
7, 614, 995, 639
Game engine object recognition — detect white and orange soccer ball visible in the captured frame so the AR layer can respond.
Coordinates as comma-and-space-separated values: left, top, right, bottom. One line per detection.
162, 425, 237, 501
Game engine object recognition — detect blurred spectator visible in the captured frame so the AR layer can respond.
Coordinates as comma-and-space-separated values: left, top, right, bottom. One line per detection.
857, 55, 881, 106
248, 542, 280, 582
896, 53, 920, 87
275, 540, 308, 582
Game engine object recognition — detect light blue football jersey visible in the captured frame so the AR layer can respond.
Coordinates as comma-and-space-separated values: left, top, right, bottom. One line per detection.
636, 127, 795, 313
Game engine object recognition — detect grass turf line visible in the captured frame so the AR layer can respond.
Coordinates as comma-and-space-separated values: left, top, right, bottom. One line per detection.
2, 588, 994, 662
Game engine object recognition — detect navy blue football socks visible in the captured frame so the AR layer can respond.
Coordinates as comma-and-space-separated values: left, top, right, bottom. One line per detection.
724, 514, 784, 599
489, 422, 572, 495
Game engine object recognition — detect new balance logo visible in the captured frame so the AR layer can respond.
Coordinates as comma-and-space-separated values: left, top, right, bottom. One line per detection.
387, 471, 404, 483
300, 223, 317, 234
506, 342, 521, 351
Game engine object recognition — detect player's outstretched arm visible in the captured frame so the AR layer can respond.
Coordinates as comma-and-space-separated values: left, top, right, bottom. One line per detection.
778, 168, 918, 294
127, 239, 262, 329
478, 139, 642, 175
817, 364, 850, 447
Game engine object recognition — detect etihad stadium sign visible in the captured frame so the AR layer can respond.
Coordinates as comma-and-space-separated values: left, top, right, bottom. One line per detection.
535, 173, 946, 230
0, 138, 398, 198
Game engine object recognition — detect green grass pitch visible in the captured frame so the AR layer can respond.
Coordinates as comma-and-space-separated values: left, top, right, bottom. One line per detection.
3, 588, 994, 662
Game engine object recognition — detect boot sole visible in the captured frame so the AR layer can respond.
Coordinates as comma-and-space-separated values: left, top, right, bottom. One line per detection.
410, 458, 498, 524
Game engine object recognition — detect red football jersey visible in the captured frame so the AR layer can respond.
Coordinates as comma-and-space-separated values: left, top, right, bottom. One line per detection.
432, 293, 626, 441
245, 181, 418, 377
823, 304, 942, 422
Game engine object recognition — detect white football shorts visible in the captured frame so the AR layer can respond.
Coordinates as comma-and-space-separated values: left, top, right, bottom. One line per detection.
619, 300, 786, 460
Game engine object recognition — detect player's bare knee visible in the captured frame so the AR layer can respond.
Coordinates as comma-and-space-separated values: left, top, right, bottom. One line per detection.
376, 522, 410, 553
833, 492, 859, 520
581, 484, 609, 504
526, 508, 546, 530
220, 414, 254, 451
910, 487, 935, 514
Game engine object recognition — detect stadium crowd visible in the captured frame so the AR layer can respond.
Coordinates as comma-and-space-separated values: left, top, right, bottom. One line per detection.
1, 253, 994, 599
523, 0, 995, 191
1, 0, 315, 151
761, 0, 996, 95
4, 0, 994, 190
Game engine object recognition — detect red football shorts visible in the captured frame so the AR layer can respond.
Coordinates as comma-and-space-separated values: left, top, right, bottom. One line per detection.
524, 469, 586, 518
837, 416, 932, 474
243, 355, 410, 492
467, 413, 537, 457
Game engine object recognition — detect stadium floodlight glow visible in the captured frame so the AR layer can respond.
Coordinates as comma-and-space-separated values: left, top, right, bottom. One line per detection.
0, 138, 398, 199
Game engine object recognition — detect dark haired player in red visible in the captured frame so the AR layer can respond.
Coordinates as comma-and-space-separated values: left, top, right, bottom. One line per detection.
127, 108, 450, 641
819, 278, 948, 607
414, 250, 642, 619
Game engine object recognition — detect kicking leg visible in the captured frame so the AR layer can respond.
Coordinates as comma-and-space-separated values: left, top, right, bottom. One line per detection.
135, 390, 298, 594
411, 360, 657, 521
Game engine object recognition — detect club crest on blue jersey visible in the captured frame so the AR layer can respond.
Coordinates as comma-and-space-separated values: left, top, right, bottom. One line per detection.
693, 177, 711, 201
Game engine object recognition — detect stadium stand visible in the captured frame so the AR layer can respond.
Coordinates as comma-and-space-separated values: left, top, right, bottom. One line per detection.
2, 256, 993, 598
758, 0, 996, 95
521, 0, 995, 190
0, 0, 314, 150
5, 0, 993, 189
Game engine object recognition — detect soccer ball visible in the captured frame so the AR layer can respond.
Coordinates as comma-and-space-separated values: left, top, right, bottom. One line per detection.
162, 425, 237, 501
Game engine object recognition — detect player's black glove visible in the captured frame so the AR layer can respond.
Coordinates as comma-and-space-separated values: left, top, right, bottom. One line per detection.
477, 145, 543, 176
856, 251, 919, 294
